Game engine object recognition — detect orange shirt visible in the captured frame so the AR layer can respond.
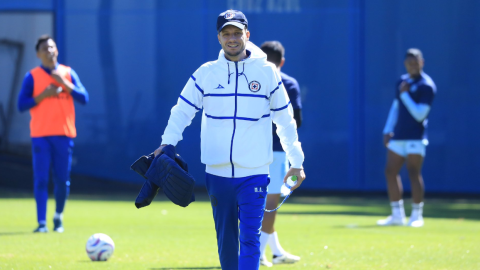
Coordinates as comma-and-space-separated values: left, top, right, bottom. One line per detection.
29, 64, 76, 138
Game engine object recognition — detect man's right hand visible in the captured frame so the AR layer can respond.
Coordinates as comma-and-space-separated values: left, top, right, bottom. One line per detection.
383, 133, 393, 147
283, 167, 306, 191
154, 144, 171, 157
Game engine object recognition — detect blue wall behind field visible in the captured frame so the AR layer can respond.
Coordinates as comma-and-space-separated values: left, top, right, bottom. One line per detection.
2, 0, 479, 193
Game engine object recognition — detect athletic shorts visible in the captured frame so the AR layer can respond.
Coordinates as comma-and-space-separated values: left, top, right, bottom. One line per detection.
267, 151, 289, 194
387, 140, 426, 157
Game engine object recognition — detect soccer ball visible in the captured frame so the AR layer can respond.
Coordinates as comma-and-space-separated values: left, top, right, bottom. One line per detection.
85, 233, 115, 261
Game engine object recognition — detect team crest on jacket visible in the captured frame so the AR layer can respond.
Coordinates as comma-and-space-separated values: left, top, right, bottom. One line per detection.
224, 12, 235, 19
248, 81, 261, 92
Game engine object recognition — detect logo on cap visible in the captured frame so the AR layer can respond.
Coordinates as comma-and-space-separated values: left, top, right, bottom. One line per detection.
224, 12, 235, 19
249, 81, 261, 92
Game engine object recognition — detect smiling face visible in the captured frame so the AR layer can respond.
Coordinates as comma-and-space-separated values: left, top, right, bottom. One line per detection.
36, 39, 58, 68
217, 25, 250, 62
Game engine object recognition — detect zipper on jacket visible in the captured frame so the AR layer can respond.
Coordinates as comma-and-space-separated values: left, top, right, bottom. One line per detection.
229, 62, 238, 178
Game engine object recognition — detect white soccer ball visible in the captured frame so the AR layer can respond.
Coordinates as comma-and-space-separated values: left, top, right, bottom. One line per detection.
85, 233, 115, 261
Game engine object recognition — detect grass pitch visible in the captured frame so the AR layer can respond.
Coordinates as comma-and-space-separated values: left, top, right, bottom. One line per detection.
0, 194, 479, 269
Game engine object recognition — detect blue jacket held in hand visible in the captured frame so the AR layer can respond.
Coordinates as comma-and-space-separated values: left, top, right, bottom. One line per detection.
131, 145, 195, 208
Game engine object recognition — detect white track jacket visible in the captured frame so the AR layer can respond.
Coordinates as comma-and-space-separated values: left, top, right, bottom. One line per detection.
161, 42, 304, 178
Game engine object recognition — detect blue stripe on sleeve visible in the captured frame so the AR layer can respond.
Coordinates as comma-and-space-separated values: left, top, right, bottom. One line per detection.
271, 101, 291, 111
205, 114, 233, 120
270, 81, 283, 95
190, 75, 204, 95
194, 83, 204, 94
179, 95, 201, 110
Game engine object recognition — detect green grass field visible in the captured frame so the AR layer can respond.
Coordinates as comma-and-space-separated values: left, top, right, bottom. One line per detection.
0, 195, 479, 269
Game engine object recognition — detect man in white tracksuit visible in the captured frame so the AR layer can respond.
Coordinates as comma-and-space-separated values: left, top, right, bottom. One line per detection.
153, 10, 306, 270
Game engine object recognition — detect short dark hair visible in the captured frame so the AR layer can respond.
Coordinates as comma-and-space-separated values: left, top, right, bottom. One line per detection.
36, 35, 54, 52
260, 41, 285, 67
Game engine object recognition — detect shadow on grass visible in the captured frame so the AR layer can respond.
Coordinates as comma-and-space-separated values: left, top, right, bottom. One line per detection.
278, 205, 480, 221
332, 224, 396, 229
348, 224, 384, 229
0, 232, 31, 236
151, 267, 221, 270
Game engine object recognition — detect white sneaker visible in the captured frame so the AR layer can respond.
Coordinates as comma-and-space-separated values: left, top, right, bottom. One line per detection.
272, 252, 300, 264
260, 255, 272, 267
377, 216, 406, 226
53, 218, 64, 233
408, 216, 424, 227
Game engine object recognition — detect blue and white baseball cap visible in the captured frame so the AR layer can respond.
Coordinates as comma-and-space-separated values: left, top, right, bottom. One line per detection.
217, 10, 248, 32
405, 48, 423, 59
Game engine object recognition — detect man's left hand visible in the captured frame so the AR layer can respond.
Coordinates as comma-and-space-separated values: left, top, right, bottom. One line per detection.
283, 167, 306, 191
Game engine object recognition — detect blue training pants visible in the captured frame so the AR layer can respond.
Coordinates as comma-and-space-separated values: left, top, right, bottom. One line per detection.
205, 173, 269, 270
31, 136, 73, 224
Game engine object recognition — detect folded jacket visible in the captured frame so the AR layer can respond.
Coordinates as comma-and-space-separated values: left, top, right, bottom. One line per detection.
131, 145, 195, 208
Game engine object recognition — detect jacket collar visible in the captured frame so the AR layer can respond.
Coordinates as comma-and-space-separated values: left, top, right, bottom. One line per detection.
217, 41, 267, 66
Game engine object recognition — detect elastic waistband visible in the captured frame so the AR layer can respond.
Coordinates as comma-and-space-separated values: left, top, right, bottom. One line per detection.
206, 164, 269, 178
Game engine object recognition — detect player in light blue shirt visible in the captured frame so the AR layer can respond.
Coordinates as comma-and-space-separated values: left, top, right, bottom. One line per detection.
378, 48, 436, 227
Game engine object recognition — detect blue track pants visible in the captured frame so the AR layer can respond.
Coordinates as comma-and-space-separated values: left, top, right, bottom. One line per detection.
31, 136, 73, 224
205, 173, 269, 270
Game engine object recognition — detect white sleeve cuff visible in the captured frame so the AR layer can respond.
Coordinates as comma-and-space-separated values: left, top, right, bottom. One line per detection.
160, 137, 179, 147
